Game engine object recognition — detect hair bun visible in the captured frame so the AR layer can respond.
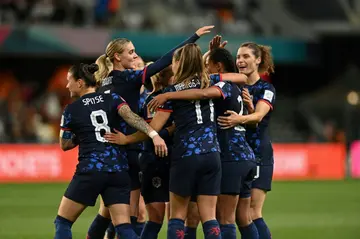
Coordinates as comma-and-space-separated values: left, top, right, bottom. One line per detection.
87, 63, 99, 74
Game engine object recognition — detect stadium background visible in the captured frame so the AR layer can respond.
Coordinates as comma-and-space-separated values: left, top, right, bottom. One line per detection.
0, 0, 360, 238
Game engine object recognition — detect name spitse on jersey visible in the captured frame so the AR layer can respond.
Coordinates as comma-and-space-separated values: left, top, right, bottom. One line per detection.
60, 92, 129, 172
157, 76, 220, 157
210, 78, 255, 162
245, 79, 276, 165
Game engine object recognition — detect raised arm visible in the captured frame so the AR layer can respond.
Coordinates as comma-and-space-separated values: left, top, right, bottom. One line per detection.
142, 26, 214, 87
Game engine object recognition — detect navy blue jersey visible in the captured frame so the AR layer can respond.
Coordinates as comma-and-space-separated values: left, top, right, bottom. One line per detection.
60, 92, 128, 173
98, 33, 200, 150
139, 88, 150, 111
140, 90, 174, 153
211, 80, 255, 162
245, 79, 276, 165
158, 78, 220, 157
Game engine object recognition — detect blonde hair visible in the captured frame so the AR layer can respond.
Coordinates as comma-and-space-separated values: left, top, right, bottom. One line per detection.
173, 43, 210, 89
95, 38, 131, 84
240, 42, 275, 75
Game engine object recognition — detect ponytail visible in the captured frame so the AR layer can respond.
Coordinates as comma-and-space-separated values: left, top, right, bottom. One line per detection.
95, 54, 113, 86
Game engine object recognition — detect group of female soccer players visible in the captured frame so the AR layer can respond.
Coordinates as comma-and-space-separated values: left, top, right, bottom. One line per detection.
55, 25, 276, 239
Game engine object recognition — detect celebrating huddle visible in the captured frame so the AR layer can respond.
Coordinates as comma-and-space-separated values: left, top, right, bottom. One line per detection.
55, 25, 276, 239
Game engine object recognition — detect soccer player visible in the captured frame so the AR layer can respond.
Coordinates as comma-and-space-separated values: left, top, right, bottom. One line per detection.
148, 47, 259, 239
217, 42, 276, 239
89, 26, 214, 238
55, 63, 167, 239
147, 43, 245, 239
105, 66, 175, 239
89, 25, 214, 238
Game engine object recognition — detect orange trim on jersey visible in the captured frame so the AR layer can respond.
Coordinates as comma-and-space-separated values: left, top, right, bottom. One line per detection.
258, 99, 273, 110
219, 73, 223, 82
117, 102, 128, 110
157, 108, 173, 113
60, 127, 71, 131
142, 66, 148, 85
145, 119, 152, 123
211, 86, 226, 99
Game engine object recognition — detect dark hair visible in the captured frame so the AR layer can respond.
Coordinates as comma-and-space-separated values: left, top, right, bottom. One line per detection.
69, 63, 99, 87
208, 48, 236, 73
240, 42, 275, 75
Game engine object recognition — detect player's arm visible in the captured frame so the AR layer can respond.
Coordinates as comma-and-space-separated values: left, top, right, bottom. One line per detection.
217, 87, 275, 128
105, 110, 170, 144
59, 130, 78, 151
124, 111, 171, 144
212, 73, 248, 85
142, 26, 213, 87
117, 104, 168, 156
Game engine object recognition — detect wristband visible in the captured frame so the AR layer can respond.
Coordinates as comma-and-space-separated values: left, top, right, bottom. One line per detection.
149, 130, 158, 139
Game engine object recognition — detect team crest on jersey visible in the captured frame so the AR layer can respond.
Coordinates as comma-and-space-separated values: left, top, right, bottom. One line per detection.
152, 177, 161, 188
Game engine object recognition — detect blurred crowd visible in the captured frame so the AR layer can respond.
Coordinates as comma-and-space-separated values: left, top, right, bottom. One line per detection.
0, 67, 71, 144
0, 0, 255, 34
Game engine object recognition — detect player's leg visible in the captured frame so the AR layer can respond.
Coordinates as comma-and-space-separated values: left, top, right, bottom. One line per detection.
250, 164, 273, 239
215, 161, 240, 239
185, 200, 200, 239
103, 171, 138, 239
88, 197, 113, 239
140, 159, 169, 239
137, 195, 146, 234
167, 156, 195, 239
197, 153, 222, 239
56, 172, 102, 239
127, 150, 142, 235
237, 161, 259, 239
55, 197, 87, 239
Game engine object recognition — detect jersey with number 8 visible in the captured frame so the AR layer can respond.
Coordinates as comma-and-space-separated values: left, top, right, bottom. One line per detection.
60, 92, 129, 173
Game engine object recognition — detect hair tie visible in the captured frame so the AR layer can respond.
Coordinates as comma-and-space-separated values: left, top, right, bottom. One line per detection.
105, 53, 108, 58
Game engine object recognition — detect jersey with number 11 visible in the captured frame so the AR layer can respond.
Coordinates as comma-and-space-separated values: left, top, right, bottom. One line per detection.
60, 92, 128, 173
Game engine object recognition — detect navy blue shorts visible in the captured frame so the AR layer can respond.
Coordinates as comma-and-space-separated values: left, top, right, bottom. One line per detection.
170, 152, 221, 197
139, 152, 170, 204
64, 171, 131, 206
252, 164, 274, 192
127, 150, 142, 190
221, 161, 257, 198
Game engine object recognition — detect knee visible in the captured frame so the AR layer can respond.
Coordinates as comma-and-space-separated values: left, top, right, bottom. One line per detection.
186, 211, 201, 228
250, 205, 262, 220
98, 203, 111, 219
236, 211, 251, 227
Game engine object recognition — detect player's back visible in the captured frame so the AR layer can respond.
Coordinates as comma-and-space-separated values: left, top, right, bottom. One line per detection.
159, 77, 220, 157
212, 81, 255, 162
62, 92, 128, 172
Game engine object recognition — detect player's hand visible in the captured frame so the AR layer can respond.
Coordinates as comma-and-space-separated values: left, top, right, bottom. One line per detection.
217, 110, 243, 129
148, 93, 168, 112
195, 25, 215, 37
104, 129, 128, 145
152, 135, 168, 157
209, 35, 228, 51
242, 88, 254, 113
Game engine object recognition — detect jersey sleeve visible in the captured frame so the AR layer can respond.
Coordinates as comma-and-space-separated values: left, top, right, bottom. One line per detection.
209, 74, 223, 85
259, 83, 276, 110
111, 93, 128, 111
157, 86, 174, 113
60, 105, 72, 131
211, 81, 232, 100
118, 69, 145, 87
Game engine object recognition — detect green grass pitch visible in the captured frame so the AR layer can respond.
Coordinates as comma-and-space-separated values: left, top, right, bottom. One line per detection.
0, 180, 359, 239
